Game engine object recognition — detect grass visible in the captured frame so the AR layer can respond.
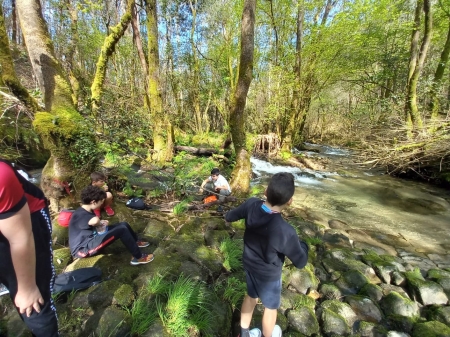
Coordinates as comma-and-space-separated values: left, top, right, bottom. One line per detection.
219, 238, 243, 272
303, 236, 323, 246
173, 199, 191, 216
222, 277, 247, 310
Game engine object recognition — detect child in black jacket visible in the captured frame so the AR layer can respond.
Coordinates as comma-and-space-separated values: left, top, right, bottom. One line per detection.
225, 172, 309, 337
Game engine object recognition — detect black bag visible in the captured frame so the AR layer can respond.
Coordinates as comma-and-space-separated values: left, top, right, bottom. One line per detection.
53, 267, 102, 294
126, 197, 146, 210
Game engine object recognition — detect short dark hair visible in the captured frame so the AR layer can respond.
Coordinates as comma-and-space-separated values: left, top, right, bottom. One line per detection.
266, 172, 295, 206
211, 168, 220, 176
80, 185, 107, 204
90, 171, 106, 182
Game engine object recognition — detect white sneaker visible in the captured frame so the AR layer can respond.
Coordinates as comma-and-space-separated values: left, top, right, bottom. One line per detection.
249, 328, 262, 337
271, 325, 282, 337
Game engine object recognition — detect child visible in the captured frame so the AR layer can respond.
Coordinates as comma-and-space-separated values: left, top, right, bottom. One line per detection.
225, 173, 309, 337
69, 185, 154, 265
200, 168, 231, 201
90, 171, 114, 217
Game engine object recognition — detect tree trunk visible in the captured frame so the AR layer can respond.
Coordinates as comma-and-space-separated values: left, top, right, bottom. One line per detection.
145, 0, 173, 163
430, 17, 450, 119
90, 0, 134, 115
0, 5, 38, 111
16, 0, 95, 210
404, 0, 431, 131
229, 0, 256, 195
12, 0, 17, 44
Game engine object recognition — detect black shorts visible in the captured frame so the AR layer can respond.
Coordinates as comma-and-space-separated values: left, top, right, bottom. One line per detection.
245, 270, 282, 309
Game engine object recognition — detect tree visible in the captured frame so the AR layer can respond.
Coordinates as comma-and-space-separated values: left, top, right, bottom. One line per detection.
229, 0, 256, 194
16, 0, 96, 209
404, 0, 432, 131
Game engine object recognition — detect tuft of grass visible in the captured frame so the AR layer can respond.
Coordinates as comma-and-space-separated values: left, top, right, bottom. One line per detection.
222, 277, 247, 309
129, 297, 158, 336
173, 199, 190, 216
303, 236, 323, 246
219, 238, 243, 272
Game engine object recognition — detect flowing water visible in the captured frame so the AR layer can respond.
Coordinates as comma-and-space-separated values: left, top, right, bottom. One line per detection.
251, 144, 450, 255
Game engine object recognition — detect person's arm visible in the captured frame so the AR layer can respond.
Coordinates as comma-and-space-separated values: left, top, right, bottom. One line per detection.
225, 199, 252, 223
88, 216, 101, 226
0, 203, 43, 317
283, 233, 309, 269
215, 176, 230, 191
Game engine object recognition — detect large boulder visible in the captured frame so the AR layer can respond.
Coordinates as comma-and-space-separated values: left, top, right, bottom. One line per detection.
345, 295, 383, 323
379, 292, 419, 318
287, 306, 320, 336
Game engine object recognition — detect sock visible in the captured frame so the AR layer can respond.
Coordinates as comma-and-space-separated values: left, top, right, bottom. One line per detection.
240, 327, 250, 337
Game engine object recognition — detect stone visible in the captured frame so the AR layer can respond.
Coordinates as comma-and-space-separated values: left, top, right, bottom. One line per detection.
379, 292, 419, 318
320, 283, 343, 300
320, 308, 352, 336
422, 305, 450, 327
287, 265, 319, 294
322, 229, 353, 249
345, 295, 383, 323
287, 306, 320, 336
320, 299, 358, 327
335, 269, 370, 295
391, 271, 406, 286
411, 321, 450, 337
380, 284, 411, 300
359, 283, 383, 302
405, 269, 448, 306
94, 307, 132, 337
386, 332, 410, 337
374, 264, 397, 284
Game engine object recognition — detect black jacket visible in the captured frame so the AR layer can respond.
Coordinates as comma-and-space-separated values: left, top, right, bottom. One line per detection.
225, 198, 309, 281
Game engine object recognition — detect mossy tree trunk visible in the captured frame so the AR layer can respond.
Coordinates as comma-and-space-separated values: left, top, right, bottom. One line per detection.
16, 0, 95, 210
430, 17, 450, 119
0, 5, 38, 112
145, 0, 173, 163
90, 0, 134, 116
229, 0, 256, 195
404, 0, 431, 133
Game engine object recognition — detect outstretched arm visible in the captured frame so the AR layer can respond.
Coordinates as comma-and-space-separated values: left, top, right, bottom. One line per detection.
0, 203, 43, 317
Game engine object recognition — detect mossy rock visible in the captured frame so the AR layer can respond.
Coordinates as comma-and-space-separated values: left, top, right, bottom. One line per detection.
422, 305, 450, 327
52, 223, 69, 245
320, 307, 351, 336
384, 314, 418, 333
335, 269, 370, 295
405, 268, 448, 305
379, 291, 419, 318
287, 264, 319, 294
320, 283, 343, 300
412, 321, 450, 337
359, 283, 383, 302
345, 295, 382, 323
112, 284, 134, 307
287, 306, 320, 336
53, 247, 72, 274
94, 306, 132, 337
428, 269, 450, 280
320, 300, 358, 327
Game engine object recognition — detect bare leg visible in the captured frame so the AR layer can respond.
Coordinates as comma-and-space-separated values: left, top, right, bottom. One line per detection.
262, 308, 277, 337
240, 295, 258, 329
104, 191, 114, 207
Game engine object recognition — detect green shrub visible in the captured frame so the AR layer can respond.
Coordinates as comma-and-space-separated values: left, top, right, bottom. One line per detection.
219, 238, 243, 272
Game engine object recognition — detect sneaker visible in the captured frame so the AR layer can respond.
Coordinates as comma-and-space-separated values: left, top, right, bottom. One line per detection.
0, 283, 9, 296
136, 240, 150, 248
217, 205, 223, 212
104, 206, 115, 216
271, 325, 282, 337
130, 253, 154, 265
94, 209, 101, 218
249, 328, 261, 337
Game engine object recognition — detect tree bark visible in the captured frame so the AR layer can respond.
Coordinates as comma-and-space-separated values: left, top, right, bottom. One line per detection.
90, 0, 134, 115
404, 0, 431, 131
145, 0, 173, 163
430, 17, 450, 119
229, 0, 256, 195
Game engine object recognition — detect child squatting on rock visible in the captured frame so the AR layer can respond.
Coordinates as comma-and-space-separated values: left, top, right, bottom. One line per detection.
90, 171, 114, 217
225, 172, 309, 337
68, 185, 154, 265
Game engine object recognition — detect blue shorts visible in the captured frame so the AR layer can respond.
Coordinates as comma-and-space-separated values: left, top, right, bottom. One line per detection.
245, 270, 282, 309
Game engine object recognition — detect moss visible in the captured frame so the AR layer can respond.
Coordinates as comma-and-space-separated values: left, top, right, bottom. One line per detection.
113, 284, 134, 307
412, 321, 450, 337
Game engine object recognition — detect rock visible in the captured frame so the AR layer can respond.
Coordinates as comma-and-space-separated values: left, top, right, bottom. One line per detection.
335, 269, 370, 295
374, 264, 397, 284
279, 289, 316, 313
391, 271, 406, 286
94, 307, 132, 337
359, 283, 383, 302
422, 305, 450, 327
320, 283, 343, 300
386, 332, 410, 337
345, 295, 383, 323
328, 219, 350, 230
384, 315, 416, 334
287, 306, 320, 336
379, 292, 419, 318
380, 284, 411, 299
320, 307, 352, 336
322, 230, 353, 249
112, 284, 134, 307
354, 320, 388, 337
405, 269, 448, 306
411, 321, 450, 337
287, 264, 319, 294
320, 300, 358, 329
203, 229, 229, 248
428, 254, 450, 269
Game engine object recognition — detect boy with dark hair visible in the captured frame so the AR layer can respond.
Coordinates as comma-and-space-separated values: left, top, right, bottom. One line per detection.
90, 171, 114, 217
225, 172, 309, 337
69, 185, 154, 265
200, 168, 231, 201
0, 159, 59, 336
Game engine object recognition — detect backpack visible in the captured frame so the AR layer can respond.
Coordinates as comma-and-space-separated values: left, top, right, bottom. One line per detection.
53, 267, 102, 294
57, 209, 75, 227
204, 195, 218, 204
126, 197, 146, 210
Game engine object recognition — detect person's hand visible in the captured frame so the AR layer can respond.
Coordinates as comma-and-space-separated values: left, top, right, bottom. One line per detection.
100, 220, 109, 227
15, 286, 44, 317
215, 187, 221, 192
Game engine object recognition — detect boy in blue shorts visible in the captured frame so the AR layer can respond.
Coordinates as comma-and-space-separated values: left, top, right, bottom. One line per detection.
225, 172, 309, 337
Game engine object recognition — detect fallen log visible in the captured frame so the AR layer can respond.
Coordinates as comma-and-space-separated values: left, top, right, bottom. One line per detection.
175, 146, 219, 156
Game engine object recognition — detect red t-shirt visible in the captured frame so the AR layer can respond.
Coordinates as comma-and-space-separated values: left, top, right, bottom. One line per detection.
0, 161, 46, 219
